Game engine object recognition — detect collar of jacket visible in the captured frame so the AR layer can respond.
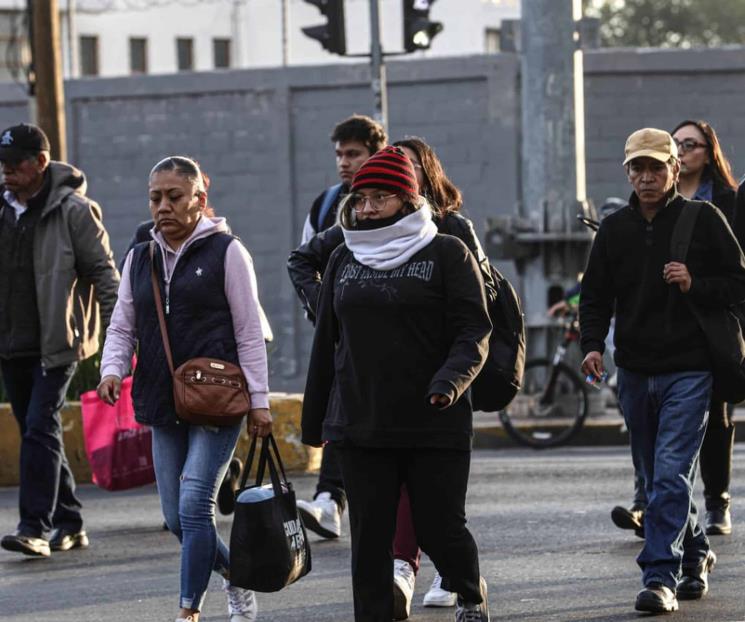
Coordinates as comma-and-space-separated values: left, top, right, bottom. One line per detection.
628, 188, 680, 213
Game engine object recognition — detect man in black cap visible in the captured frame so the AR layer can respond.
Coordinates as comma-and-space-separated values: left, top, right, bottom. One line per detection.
0, 123, 119, 557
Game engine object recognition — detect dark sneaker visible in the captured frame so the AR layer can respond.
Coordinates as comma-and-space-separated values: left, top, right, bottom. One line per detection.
611, 505, 645, 538
455, 576, 489, 621
705, 507, 732, 536
1, 531, 51, 557
677, 550, 716, 600
218, 457, 243, 516
49, 528, 89, 552
635, 582, 678, 613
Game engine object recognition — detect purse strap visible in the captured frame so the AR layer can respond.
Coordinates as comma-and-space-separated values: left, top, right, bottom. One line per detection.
670, 200, 702, 263
149, 242, 176, 376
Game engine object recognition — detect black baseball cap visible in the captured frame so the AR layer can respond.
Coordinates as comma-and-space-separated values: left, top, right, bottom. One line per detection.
0, 123, 51, 162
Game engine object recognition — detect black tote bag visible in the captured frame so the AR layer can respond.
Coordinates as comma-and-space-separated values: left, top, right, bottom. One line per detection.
229, 434, 312, 592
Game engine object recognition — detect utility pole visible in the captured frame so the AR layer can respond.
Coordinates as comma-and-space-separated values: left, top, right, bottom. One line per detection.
32, 0, 67, 161
369, 0, 388, 132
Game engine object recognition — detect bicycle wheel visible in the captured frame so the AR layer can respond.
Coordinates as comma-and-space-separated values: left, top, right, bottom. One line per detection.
499, 358, 589, 448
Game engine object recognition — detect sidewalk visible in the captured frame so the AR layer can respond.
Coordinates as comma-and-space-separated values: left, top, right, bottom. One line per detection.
473, 405, 745, 449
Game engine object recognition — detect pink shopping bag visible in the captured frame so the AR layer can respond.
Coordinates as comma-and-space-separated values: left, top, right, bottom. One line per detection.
80, 376, 155, 491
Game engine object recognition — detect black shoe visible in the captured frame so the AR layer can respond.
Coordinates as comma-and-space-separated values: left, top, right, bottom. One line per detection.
705, 506, 732, 536
611, 505, 645, 538
49, 527, 89, 552
677, 550, 716, 600
0, 530, 51, 557
635, 582, 678, 613
217, 457, 243, 515
455, 576, 490, 621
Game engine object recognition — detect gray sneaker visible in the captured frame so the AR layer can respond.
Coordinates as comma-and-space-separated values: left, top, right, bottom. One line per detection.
455, 577, 489, 622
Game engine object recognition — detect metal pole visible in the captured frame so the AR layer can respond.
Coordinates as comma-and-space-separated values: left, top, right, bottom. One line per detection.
519, 0, 588, 356
66, 0, 78, 78
231, 0, 241, 68
368, 0, 388, 132
281, 0, 289, 66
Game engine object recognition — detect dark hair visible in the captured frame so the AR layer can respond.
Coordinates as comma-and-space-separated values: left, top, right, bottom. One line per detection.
393, 137, 462, 218
671, 120, 737, 190
330, 115, 387, 156
149, 156, 215, 217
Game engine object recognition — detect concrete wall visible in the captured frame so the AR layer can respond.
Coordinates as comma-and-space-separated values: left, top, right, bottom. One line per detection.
1, 46, 744, 391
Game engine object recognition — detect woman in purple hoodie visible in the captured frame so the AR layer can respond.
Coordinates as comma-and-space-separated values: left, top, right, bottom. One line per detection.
97, 156, 270, 622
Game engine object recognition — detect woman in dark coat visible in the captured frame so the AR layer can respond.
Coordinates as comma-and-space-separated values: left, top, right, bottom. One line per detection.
301, 146, 492, 622
672, 120, 740, 536
289, 138, 495, 618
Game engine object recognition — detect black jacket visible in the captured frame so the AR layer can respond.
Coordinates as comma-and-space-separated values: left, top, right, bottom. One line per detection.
580, 192, 745, 374
733, 181, 745, 251
288, 212, 497, 324
301, 234, 491, 450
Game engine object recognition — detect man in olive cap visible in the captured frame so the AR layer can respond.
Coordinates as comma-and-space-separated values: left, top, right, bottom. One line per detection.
0, 123, 119, 558
579, 128, 745, 613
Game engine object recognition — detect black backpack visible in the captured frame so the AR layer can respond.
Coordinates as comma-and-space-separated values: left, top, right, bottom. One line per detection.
670, 201, 745, 403
470, 264, 526, 411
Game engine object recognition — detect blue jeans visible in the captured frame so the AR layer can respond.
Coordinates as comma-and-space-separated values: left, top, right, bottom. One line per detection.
617, 368, 711, 590
1, 357, 82, 536
151, 421, 242, 611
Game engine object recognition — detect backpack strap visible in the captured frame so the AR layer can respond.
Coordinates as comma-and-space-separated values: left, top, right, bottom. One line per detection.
315, 183, 344, 232
670, 200, 702, 263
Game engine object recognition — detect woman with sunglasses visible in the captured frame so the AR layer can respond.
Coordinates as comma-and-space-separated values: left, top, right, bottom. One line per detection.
301, 146, 491, 622
288, 138, 495, 618
673, 120, 740, 536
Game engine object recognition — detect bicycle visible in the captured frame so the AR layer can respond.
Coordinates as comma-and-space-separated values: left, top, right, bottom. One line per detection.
498, 308, 590, 448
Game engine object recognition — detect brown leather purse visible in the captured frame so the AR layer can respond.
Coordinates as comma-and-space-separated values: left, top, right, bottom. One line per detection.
150, 243, 251, 426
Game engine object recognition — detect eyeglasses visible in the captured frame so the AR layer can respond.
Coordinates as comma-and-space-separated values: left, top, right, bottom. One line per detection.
674, 138, 707, 154
349, 193, 399, 212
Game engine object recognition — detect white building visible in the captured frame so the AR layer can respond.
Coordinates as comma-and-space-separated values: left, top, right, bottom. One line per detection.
0, 0, 519, 81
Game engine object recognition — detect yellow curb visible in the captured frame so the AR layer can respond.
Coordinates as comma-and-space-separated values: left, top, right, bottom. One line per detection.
0, 393, 319, 488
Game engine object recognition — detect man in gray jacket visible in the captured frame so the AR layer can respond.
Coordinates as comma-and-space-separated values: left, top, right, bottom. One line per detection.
0, 123, 119, 557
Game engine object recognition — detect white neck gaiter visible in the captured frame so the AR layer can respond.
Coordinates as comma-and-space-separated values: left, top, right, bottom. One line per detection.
342, 203, 438, 271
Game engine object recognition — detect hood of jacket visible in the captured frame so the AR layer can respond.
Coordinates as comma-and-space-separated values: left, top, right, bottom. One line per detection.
39, 161, 88, 219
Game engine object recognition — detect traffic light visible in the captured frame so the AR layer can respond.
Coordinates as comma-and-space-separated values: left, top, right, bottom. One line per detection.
402, 0, 443, 53
302, 0, 346, 56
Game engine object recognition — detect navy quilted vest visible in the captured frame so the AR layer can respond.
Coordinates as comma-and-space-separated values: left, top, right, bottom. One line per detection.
130, 233, 239, 425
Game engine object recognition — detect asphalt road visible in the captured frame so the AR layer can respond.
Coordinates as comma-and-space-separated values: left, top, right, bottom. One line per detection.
1, 446, 745, 621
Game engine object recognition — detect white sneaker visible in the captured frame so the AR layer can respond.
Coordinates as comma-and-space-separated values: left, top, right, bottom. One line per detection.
423, 572, 457, 608
296, 491, 342, 538
393, 559, 416, 620
223, 578, 258, 622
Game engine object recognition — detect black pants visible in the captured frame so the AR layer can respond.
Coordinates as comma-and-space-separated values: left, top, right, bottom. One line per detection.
315, 441, 346, 510
700, 399, 735, 510
1, 357, 82, 536
341, 446, 482, 622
